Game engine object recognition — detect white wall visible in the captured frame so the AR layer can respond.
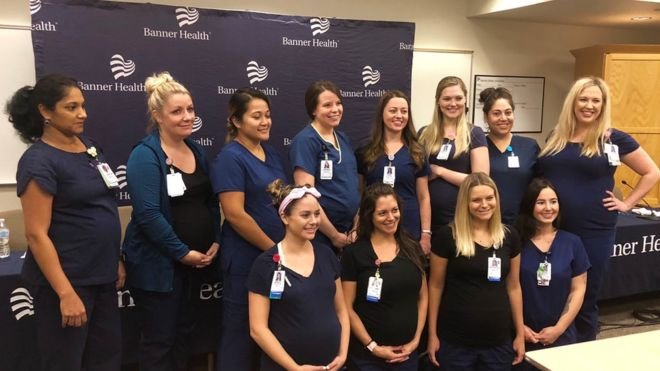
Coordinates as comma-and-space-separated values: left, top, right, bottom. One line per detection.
1, 0, 659, 210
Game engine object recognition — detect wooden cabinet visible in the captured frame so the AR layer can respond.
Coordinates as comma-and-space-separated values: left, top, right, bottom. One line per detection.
571, 44, 660, 206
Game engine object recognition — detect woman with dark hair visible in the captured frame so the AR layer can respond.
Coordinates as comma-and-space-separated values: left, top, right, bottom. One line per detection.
538, 77, 659, 341
248, 179, 350, 371
418, 76, 489, 229
211, 88, 286, 371
7, 74, 122, 370
427, 173, 524, 370
355, 90, 432, 254
479, 87, 539, 224
289, 80, 360, 253
514, 178, 589, 361
341, 183, 427, 370
122, 72, 221, 370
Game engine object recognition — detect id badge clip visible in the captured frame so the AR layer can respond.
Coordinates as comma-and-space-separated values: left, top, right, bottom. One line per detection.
506, 146, 520, 168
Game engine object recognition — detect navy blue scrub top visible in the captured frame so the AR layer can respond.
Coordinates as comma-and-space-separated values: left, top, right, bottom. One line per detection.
289, 124, 360, 232
487, 135, 540, 225
356, 145, 429, 239
210, 141, 286, 275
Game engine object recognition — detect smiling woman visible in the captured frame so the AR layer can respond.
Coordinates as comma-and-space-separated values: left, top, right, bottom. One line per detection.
122, 71, 222, 370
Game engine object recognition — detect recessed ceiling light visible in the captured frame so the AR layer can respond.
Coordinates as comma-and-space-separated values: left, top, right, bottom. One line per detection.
630, 16, 653, 20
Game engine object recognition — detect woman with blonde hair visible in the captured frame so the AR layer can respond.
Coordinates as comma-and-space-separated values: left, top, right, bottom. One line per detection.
427, 173, 524, 370
355, 90, 432, 254
123, 72, 221, 370
537, 77, 659, 342
211, 88, 287, 370
248, 179, 349, 371
418, 77, 489, 229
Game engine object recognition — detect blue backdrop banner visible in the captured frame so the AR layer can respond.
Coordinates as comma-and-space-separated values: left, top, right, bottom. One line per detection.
31, 0, 415, 205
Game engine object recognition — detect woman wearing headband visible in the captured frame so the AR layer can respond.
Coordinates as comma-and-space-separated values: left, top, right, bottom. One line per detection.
248, 180, 350, 371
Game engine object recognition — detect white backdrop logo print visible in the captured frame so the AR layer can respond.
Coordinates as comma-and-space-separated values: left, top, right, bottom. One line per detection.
362, 66, 381, 87
192, 116, 203, 133
29, 0, 41, 15
246, 61, 269, 84
110, 55, 136, 80
310, 18, 330, 36
115, 165, 127, 189
10, 288, 34, 320
175, 7, 199, 27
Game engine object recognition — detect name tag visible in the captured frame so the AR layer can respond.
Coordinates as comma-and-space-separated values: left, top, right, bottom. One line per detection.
269, 270, 286, 299
537, 262, 552, 286
507, 155, 520, 168
320, 160, 333, 180
383, 166, 395, 186
366, 276, 383, 302
97, 162, 119, 189
604, 143, 620, 166
166, 172, 186, 197
487, 256, 501, 282
436, 143, 452, 160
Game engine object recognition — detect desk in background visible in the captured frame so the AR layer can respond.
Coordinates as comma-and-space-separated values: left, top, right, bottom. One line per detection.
0, 251, 222, 371
525, 329, 660, 370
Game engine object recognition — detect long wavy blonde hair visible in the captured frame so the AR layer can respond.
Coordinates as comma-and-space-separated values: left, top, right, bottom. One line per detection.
451, 172, 506, 258
540, 77, 612, 158
418, 76, 472, 158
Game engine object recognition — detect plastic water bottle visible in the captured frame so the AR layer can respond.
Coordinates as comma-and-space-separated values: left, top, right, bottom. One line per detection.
0, 218, 10, 259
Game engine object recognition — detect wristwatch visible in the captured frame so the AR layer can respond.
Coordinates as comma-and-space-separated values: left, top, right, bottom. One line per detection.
366, 340, 377, 352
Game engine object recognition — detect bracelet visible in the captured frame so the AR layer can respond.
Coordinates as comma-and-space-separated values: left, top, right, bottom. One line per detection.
422, 229, 432, 236
366, 340, 377, 352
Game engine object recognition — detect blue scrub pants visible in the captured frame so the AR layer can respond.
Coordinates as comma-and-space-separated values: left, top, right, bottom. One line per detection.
34, 282, 121, 371
132, 268, 196, 371
575, 232, 616, 342
216, 273, 260, 371
435, 341, 514, 371
348, 350, 418, 371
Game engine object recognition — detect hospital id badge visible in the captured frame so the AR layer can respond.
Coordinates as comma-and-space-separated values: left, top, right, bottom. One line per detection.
366, 276, 383, 302
320, 160, 333, 180
537, 262, 552, 286
269, 270, 286, 300
487, 256, 501, 282
507, 155, 520, 168
97, 162, 119, 189
383, 166, 396, 186
604, 143, 620, 166
166, 172, 186, 197
436, 143, 452, 160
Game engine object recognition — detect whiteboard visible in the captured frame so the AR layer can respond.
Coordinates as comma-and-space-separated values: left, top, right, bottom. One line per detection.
410, 49, 473, 131
471, 75, 545, 133
0, 26, 34, 185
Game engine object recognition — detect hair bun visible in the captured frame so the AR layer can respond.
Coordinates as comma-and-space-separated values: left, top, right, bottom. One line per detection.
144, 72, 174, 96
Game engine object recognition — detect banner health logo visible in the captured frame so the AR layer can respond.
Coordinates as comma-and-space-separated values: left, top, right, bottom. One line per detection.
310, 17, 330, 36
115, 165, 127, 190
110, 55, 136, 80
175, 7, 199, 28
192, 116, 203, 133
247, 61, 269, 85
10, 287, 34, 320
362, 66, 381, 88
29, 0, 41, 15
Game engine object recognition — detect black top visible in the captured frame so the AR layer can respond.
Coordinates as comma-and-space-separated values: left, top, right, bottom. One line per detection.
170, 164, 215, 253
247, 244, 341, 370
431, 225, 520, 346
341, 239, 422, 354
